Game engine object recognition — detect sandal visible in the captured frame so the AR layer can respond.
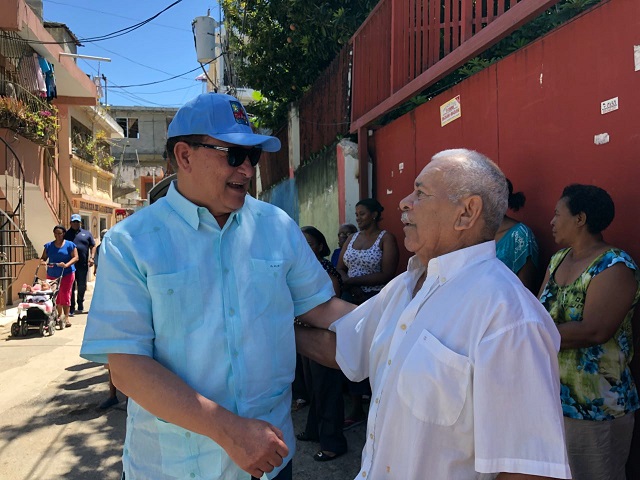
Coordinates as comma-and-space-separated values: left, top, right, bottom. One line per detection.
65, 322, 72, 327
296, 431, 318, 442
313, 450, 345, 462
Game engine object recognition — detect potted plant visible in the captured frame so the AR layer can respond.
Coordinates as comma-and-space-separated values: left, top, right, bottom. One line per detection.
0, 96, 28, 131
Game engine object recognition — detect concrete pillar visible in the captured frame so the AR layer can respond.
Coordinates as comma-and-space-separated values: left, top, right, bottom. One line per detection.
337, 139, 359, 226
288, 104, 300, 177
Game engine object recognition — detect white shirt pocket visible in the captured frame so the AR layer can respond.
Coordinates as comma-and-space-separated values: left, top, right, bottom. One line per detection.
396, 328, 471, 426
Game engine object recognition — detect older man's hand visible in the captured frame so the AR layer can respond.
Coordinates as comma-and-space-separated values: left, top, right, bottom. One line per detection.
218, 415, 289, 478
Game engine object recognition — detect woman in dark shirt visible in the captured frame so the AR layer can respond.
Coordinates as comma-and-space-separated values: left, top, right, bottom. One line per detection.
296, 226, 347, 462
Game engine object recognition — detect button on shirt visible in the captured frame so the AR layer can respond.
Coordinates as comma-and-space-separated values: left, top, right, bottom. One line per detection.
81, 181, 334, 479
331, 242, 571, 479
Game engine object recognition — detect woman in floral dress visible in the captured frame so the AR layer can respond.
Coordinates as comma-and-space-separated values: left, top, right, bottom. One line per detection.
539, 184, 639, 480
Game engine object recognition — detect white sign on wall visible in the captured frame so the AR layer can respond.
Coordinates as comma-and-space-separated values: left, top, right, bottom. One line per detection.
600, 97, 619, 115
440, 95, 461, 127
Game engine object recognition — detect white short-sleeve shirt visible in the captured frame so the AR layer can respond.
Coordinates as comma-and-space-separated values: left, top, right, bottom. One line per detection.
331, 242, 571, 479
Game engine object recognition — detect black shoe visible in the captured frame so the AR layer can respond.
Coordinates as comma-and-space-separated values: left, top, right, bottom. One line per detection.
68, 312, 75, 317
313, 450, 346, 462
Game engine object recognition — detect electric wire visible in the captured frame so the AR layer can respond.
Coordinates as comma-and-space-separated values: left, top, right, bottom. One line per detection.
1, 0, 183, 45
90, 43, 196, 81
190, 20, 218, 91
82, 60, 194, 107
46, 0, 191, 32
105, 52, 222, 89
109, 65, 208, 89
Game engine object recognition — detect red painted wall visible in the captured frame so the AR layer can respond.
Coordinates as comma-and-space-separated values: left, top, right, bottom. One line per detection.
374, 0, 640, 275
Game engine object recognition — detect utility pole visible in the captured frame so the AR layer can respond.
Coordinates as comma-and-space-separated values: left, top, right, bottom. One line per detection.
101, 74, 108, 105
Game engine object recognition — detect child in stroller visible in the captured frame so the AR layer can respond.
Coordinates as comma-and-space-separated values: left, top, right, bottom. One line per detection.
11, 273, 62, 337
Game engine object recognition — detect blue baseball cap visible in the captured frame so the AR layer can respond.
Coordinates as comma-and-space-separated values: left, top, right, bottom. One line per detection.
167, 93, 281, 152
70, 214, 81, 222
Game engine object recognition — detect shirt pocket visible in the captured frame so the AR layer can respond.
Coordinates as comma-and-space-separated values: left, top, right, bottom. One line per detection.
396, 329, 471, 426
154, 419, 221, 478
147, 268, 204, 334
248, 259, 287, 317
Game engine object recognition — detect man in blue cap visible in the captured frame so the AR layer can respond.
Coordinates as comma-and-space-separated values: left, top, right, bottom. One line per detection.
64, 213, 95, 316
80, 93, 348, 480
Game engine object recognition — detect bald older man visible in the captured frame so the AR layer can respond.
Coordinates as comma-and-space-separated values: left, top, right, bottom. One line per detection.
297, 149, 571, 479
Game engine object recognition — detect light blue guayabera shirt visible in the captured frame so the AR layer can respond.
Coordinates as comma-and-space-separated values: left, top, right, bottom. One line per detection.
81, 181, 334, 479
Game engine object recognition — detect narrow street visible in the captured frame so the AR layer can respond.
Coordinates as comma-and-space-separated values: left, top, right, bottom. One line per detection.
0, 283, 365, 480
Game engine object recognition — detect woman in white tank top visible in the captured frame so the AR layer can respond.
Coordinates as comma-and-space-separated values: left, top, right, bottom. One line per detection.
337, 198, 399, 304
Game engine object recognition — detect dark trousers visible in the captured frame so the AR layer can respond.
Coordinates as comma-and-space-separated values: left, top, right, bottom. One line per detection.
251, 460, 292, 480
292, 353, 309, 403
71, 264, 88, 311
302, 357, 348, 454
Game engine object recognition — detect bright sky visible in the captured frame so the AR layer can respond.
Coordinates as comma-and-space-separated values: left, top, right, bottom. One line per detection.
43, 0, 221, 108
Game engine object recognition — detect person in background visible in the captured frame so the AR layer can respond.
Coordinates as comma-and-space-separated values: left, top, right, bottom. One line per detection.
296, 148, 571, 479
539, 184, 639, 480
93, 227, 121, 410
331, 224, 357, 267
40, 225, 78, 328
81, 93, 339, 480
93, 228, 108, 276
336, 198, 399, 427
291, 359, 310, 413
297, 226, 347, 462
494, 179, 539, 293
337, 199, 399, 305
64, 213, 95, 316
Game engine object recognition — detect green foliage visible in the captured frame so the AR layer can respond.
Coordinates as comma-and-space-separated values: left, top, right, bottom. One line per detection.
221, 0, 377, 128
72, 130, 115, 171
0, 96, 59, 145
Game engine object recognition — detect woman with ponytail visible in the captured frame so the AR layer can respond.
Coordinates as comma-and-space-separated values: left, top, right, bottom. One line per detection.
494, 179, 540, 292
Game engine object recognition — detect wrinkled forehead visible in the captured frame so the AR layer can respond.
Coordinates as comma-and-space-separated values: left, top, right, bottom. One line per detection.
415, 160, 448, 186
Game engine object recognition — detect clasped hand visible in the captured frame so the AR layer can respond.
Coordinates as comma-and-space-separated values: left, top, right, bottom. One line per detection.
220, 416, 289, 478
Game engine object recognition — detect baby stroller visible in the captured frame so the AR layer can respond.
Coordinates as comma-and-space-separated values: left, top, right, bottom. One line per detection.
10, 265, 63, 337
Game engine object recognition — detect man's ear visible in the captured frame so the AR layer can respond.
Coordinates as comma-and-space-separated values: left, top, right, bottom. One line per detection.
173, 142, 193, 173
454, 195, 483, 231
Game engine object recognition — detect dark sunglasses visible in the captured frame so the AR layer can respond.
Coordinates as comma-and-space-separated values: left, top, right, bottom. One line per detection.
187, 142, 262, 167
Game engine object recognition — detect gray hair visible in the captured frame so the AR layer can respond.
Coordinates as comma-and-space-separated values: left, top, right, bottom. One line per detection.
431, 149, 508, 237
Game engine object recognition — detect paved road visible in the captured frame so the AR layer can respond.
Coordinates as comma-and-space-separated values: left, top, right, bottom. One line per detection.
0, 284, 366, 479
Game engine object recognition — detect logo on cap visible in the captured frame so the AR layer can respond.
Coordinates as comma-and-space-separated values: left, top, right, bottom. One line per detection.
230, 101, 250, 126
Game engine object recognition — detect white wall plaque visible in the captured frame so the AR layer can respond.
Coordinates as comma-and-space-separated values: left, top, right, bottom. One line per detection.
601, 97, 618, 115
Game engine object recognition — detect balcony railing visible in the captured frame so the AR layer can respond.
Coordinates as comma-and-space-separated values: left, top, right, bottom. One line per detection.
0, 31, 58, 145
350, 0, 563, 130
